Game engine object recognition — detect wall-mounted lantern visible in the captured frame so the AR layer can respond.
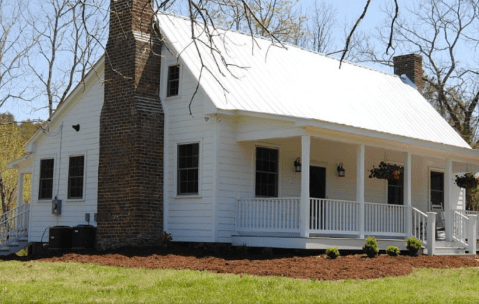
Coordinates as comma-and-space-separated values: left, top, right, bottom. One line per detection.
337, 163, 345, 177
294, 157, 302, 172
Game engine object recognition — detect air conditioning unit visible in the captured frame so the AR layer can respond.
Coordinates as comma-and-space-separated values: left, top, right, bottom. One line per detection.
52, 199, 62, 215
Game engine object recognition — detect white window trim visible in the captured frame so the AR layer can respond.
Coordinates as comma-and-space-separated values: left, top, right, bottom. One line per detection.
428, 167, 445, 211
174, 140, 202, 198
66, 152, 87, 202
36, 154, 57, 203
254, 144, 281, 198
161, 56, 183, 101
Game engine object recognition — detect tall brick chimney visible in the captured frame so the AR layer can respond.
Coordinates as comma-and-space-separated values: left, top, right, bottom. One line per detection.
97, 0, 164, 249
393, 54, 423, 91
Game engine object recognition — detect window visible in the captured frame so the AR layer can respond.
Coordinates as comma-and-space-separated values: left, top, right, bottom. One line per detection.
388, 178, 404, 205
38, 159, 54, 200
255, 147, 278, 197
177, 143, 199, 195
430, 171, 444, 209
167, 65, 180, 97
68, 156, 85, 199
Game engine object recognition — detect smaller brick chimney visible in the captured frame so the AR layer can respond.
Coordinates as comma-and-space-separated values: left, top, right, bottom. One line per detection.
393, 54, 423, 91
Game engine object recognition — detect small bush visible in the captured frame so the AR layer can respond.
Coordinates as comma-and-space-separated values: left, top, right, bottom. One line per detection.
406, 237, 422, 256
261, 247, 273, 256
325, 247, 340, 259
386, 246, 400, 257
363, 236, 379, 258
160, 231, 173, 248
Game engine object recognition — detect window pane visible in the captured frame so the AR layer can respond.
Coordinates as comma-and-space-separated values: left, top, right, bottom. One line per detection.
177, 143, 199, 195
68, 156, 84, 199
388, 178, 403, 205
167, 65, 180, 97
255, 147, 278, 197
38, 159, 54, 199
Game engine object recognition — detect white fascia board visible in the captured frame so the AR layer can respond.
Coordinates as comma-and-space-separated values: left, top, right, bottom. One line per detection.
24, 57, 105, 153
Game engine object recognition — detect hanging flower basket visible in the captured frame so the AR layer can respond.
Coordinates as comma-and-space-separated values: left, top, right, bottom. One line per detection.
455, 173, 478, 189
369, 162, 404, 181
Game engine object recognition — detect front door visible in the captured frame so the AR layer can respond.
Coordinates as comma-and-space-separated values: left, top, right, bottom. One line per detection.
310, 166, 326, 198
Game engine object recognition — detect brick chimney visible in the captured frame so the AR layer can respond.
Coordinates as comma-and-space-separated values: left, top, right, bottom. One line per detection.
97, 0, 164, 249
393, 54, 423, 91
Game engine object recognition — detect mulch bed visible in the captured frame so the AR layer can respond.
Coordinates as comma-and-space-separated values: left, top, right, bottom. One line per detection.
1, 245, 478, 281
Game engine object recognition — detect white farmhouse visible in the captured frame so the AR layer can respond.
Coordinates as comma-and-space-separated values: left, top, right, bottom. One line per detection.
6, 4, 479, 255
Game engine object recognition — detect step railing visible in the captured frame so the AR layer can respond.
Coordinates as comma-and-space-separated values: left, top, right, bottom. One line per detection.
236, 197, 300, 233
452, 211, 468, 246
411, 207, 428, 245
309, 199, 360, 234
364, 202, 407, 236
0, 202, 30, 248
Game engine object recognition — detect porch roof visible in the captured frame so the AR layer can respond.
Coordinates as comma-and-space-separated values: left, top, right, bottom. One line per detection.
158, 13, 471, 150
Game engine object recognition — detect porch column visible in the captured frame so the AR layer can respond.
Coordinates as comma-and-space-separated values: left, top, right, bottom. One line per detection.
16, 173, 24, 206
467, 215, 477, 254
445, 159, 453, 241
404, 152, 412, 237
426, 212, 436, 256
356, 144, 365, 238
300, 135, 310, 238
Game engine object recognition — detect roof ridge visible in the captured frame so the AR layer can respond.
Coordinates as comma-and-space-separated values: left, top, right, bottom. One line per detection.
157, 10, 395, 78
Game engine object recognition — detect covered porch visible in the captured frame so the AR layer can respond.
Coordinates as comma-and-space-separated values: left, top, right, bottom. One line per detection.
232, 123, 479, 254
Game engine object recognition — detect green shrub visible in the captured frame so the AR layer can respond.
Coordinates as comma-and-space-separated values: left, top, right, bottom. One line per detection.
160, 231, 173, 248
386, 246, 400, 257
406, 237, 422, 256
325, 247, 340, 259
406, 237, 422, 250
363, 236, 379, 258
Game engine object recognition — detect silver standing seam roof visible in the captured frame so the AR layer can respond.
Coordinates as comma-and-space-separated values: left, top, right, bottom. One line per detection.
157, 13, 471, 150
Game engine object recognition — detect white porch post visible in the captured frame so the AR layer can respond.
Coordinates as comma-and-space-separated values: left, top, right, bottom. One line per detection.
16, 173, 24, 206
356, 144, 365, 238
467, 215, 477, 254
426, 212, 436, 256
404, 152, 412, 237
445, 159, 453, 241
300, 135, 311, 238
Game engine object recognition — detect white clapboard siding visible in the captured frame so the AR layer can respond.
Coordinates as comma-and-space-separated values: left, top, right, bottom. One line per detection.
28, 74, 104, 242
162, 45, 216, 243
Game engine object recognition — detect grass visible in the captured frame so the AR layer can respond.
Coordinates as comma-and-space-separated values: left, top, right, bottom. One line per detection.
1, 261, 479, 303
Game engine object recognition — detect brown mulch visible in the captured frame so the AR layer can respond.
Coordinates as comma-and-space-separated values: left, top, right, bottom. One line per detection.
2, 246, 479, 281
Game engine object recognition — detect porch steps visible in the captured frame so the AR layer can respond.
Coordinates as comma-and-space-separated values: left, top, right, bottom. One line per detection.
0, 236, 31, 256
433, 241, 467, 256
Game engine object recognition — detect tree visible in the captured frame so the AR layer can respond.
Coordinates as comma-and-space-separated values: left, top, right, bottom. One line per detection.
0, 0, 35, 109
25, 0, 107, 117
0, 113, 41, 213
354, 0, 479, 146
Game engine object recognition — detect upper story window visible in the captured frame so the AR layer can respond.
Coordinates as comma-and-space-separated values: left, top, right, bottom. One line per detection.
255, 147, 278, 197
38, 159, 54, 200
167, 65, 180, 97
68, 156, 85, 199
177, 143, 199, 195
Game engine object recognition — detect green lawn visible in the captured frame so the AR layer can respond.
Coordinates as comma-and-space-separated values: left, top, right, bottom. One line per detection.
1, 261, 479, 303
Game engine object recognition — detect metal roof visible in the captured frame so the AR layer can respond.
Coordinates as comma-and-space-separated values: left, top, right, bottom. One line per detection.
157, 13, 471, 149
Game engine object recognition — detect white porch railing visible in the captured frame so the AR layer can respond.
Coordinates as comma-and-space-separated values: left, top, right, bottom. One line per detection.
236, 197, 421, 238
452, 211, 468, 246
309, 199, 360, 234
411, 207, 428, 245
236, 198, 300, 233
364, 202, 407, 236
0, 202, 30, 247
456, 210, 479, 238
